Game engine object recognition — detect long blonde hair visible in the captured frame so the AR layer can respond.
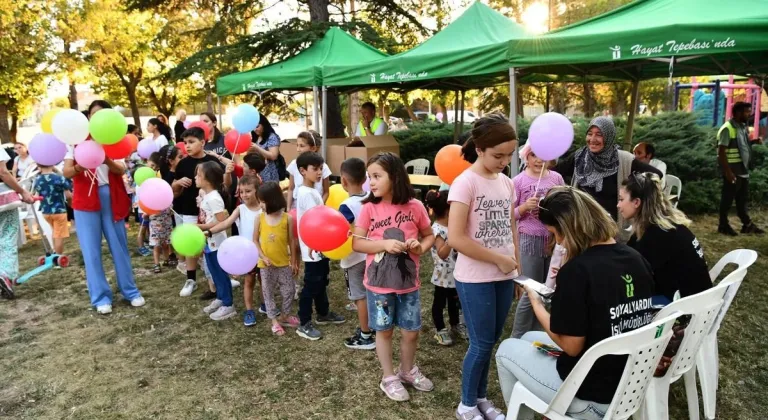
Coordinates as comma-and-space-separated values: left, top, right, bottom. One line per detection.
621, 172, 690, 239
538, 186, 618, 261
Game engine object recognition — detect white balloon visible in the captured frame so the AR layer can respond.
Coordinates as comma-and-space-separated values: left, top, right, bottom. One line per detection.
52, 109, 90, 146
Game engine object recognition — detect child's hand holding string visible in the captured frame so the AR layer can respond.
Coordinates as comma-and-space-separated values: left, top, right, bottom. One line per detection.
384, 239, 406, 254
405, 238, 423, 255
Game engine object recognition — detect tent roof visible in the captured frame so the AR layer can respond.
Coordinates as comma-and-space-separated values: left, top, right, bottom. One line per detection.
322, 2, 536, 91
216, 27, 387, 96
507, 0, 768, 80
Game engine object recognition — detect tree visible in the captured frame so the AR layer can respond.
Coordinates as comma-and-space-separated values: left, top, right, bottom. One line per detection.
0, 0, 52, 143
53, 0, 90, 110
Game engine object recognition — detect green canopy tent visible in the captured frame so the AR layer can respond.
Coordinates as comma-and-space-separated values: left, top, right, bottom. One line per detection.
215, 27, 388, 153
504, 0, 768, 143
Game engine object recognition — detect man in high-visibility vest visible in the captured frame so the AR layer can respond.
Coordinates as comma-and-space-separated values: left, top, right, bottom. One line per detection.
717, 101, 763, 236
355, 102, 388, 137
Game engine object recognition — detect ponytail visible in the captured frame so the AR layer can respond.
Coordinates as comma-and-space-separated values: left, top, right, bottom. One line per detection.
158, 145, 179, 178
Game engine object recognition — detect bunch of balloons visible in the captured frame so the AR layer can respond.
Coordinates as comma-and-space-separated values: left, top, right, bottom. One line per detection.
29, 107, 141, 169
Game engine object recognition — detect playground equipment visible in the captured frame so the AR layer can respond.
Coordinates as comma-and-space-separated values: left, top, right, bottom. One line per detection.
674, 76, 763, 138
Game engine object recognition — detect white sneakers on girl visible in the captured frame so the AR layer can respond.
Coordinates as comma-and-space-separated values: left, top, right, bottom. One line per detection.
210, 306, 236, 321
203, 299, 223, 314
179, 279, 197, 297
96, 304, 112, 315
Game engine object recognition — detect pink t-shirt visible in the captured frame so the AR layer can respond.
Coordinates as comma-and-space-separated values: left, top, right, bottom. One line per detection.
357, 199, 431, 295
448, 170, 519, 283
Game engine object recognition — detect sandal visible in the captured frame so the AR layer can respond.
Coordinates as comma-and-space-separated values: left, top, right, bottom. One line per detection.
271, 323, 285, 336
153, 264, 161, 273
280, 315, 301, 328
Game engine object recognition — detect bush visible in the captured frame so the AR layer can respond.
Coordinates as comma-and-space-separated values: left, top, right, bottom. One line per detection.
392, 113, 768, 214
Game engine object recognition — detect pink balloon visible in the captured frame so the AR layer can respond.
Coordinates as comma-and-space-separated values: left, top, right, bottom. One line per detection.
363, 175, 370, 192
137, 178, 173, 211
217, 236, 259, 275
29, 133, 67, 166
183, 120, 191, 129
73, 140, 105, 169
528, 112, 574, 161
137, 138, 158, 159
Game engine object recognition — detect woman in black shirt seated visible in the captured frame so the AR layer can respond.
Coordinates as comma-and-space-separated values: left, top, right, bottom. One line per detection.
619, 172, 712, 301
496, 187, 656, 419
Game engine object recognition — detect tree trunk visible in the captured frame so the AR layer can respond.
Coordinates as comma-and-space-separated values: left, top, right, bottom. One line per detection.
205, 82, 214, 114
126, 82, 141, 127
308, 0, 330, 22
402, 93, 417, 121
10, 112, 18, 143
325, 92, 346, 138
516, 86, 524, 118
349, 92, 359, 136
0, 103, 10, 144
582, 83, 594, 117
68, 81, 78, 110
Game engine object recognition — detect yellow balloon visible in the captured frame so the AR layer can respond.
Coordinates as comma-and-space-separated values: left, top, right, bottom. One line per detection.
41, 108, 63, 134
323, 237, 353, 260
325, 184, 349, 210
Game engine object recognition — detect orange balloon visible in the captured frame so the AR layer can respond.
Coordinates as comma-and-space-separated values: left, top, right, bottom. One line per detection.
126, 134, 139, 152
139, 200, 160, 216
435, 145, 471, 185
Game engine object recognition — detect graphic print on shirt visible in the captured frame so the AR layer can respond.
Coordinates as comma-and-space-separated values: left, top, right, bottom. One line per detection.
609, 274, 653, 336
366, 226, 416, 291
473, 194, 513, 248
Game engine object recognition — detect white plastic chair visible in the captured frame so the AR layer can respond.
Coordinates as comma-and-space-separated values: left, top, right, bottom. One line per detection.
697, 249, 757, 420
663, 174, 682, 208
404, 158, 430, 175
505, 313, 680, 420
637, 285, 730, 420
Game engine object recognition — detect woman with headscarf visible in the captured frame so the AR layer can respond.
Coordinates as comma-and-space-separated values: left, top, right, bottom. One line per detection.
554, 116, 661, 241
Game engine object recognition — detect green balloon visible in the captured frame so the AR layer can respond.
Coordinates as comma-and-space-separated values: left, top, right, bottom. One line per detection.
171, 225, 206, 257
89, 109, 127, 145
134, 166, 156, 187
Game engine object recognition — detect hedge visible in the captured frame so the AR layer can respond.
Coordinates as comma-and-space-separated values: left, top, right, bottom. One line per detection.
393, 112, 767, 214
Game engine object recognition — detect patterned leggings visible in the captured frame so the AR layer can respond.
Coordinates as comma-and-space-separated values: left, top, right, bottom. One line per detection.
0, 209, 20, 280
261, 266, 295, 319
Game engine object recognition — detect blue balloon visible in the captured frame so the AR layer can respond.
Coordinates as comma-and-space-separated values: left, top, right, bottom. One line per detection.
232, 104, 261, 133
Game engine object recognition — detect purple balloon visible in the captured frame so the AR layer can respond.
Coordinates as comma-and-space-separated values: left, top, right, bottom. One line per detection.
137, 138, 158, 159
217, 236, 259, 275
73, 140, 105, 169
362, 175, 370, 192
28, 133, 67, 166
528, 112, 574, 161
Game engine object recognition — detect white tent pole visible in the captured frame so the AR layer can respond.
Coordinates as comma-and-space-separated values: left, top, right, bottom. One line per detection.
312, 86, 320, 132
509, 68, 520, 176
217, 96, 222, 128
322, 86, 328, 159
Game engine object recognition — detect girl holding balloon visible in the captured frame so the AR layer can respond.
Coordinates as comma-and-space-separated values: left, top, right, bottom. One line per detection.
197, 161, 236, 321
62, 100, 144, 315
146, 153, 173, 273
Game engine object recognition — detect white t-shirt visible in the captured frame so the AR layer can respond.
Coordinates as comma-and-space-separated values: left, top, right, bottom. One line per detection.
287, 159, 332, 200
200, 190, 228, 251
338, 193, 368, 269
154, 134, 169, 152
235, 203, 261, 242
15, 155, 34, 177
64, 146, 124, 186
295, 185, 324, 262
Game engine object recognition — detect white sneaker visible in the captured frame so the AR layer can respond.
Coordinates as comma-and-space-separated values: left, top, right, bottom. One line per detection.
203, 299, 223, 314
130, 296, 146, 307
230, 279, 240, 288
179, 279, 198, 297
176, 261, 187, 274
210, 305, 236, 321
96, 304, 112, 315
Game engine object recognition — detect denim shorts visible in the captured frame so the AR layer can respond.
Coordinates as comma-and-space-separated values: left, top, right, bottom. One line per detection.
366, 289, 422, 331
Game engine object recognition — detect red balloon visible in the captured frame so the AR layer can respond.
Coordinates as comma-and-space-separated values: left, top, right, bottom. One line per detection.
176, 142, 188, 156
289, 208, 298, 239
298, 206, 348, 252
103, 135, 134, 159
224, 129, 251, 154
187, 121, 211, 140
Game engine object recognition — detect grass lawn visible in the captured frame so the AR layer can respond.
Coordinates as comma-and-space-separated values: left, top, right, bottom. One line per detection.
1, 213, 766, 419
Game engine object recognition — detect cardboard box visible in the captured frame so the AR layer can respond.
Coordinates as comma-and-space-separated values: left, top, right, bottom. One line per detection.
344, 134, 400, 166
279, 138, 298, 165
325, 138, 349, 175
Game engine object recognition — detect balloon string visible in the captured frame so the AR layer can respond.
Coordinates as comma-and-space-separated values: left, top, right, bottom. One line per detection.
85, 169, 97, 197
533, 167, 546, 195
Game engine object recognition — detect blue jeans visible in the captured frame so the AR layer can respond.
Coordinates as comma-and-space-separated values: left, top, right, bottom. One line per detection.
204, 251, 232, 306
496, 332, 609, 420
366, 289, 422, 331
456, 279, 515, 406
74, 185, 141, 307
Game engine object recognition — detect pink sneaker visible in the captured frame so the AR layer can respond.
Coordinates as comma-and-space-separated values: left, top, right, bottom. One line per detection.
380, 375, 410, 401
397, 365, 434, 392
280, 315, 300, 328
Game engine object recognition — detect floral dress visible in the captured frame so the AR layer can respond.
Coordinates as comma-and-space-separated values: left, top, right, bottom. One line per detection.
149, 209, 173, 246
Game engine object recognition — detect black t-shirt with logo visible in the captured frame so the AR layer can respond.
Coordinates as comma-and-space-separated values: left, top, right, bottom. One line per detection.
627, 223, 711, 300
550, 243, 655, 404
173, 154, 224, 216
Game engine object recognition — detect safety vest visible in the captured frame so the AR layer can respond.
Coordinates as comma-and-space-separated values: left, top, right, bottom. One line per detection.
358, 117, 384, 135
717, 121, 742, 164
